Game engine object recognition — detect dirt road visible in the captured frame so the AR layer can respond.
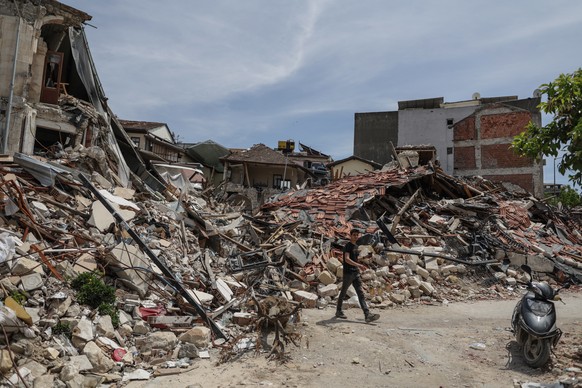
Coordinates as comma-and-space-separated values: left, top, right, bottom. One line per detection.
127, 290, 582, 388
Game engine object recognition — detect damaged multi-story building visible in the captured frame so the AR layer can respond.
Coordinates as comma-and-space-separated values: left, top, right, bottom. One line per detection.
354, 94, 544, 197
0, 0, 166, 191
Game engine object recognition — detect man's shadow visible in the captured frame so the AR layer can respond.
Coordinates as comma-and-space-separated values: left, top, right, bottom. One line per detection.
315, 316, 378, 327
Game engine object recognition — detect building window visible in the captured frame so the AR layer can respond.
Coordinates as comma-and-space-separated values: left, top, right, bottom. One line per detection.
131, 137, 140, 148
447, 147, 453, 155
273, 174, 291, 189
446, 118, 454, 128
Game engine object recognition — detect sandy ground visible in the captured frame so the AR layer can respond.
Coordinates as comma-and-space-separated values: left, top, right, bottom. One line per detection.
126, 290, 582, 388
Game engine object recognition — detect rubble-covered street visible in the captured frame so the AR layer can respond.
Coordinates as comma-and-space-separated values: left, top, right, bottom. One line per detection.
0, 145, 581, 387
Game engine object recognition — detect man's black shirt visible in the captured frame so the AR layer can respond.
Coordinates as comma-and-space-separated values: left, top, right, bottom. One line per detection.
343, 241, 359, 272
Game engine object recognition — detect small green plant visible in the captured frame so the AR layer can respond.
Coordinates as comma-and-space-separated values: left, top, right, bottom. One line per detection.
70, 272, 120, 327
53, 321, 72, 337
10, 290, 27, 305
98, 302, 120, 327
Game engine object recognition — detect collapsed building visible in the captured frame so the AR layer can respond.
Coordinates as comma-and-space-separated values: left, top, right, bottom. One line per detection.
0, 1, 581, 386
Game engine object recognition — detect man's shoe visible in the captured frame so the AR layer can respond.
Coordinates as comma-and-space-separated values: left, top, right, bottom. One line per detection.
365, 313, 380, 323
335, 311, 347, 319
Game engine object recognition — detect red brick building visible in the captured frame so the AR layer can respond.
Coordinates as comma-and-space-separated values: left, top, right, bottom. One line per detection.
453, 104, 543, 196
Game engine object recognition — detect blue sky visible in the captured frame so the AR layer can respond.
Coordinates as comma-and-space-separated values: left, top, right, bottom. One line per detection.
63, 1, 582, 187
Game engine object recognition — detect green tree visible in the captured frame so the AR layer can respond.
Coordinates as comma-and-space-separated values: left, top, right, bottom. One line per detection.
512, 68, 582, 186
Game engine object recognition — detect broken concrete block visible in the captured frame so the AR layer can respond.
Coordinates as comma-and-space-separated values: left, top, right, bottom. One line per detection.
389, 293, 406, 304
91, 172, 113, 189
326, 257, 342, 274
133, 320, 149, 335
72, 316, 94, 349
386, 252, 400, 265
43, 347, 60, 361
10, 257, 44, 276
88, 199, 136, 232
0, 349, 11, 374
419, 281, 436, 296
48, 295, 72, 318
83, 341, 114, 373
96, 315, 115, 339
440, 265, 457, 275
60, 363, 80, 382
409, 286, 422, 299
318, 284, 339, 298
526, 255, 555, 273
19, 272, 44, 291
139, 331, 177, 352
507, 252, 527, 267
73, 253, 98, 275
285, 243, 309, 267
33, 374, 55, 388
318, 270, 336, 285
179, 326, 211, 348
424, 257, 439, 271
407, 276, 421, 287
292, 290, 318, 308
416, 266, 430, 280
187, 289, 214, 304
20, 360, 47, 380
178, 343, 199, 359
113, 187, 135, 200
392, 264, 406, 275
233, 312, 254, 326
106, 242, 151, 297
69, 354, 94, 372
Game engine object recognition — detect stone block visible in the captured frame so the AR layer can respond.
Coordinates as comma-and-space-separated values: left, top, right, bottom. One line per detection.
507, 252, 527, 267
292, 290, 318, 308
389, 293, 406, 304
526, 255, 555, 273
69, 354, 94, 371
11, 257, 44, 276
19, 272, 43, 291
419, 281, 436, 296
285, 243, 310, 267
416, 266, 430, 280
407, 276, 421, 287
326, 257, 342, 273
318, 270, 336, 285
96, 315, 115, 339
73, 253, 98, 275
318, 284, 338, 298
21, 360, 47, 380
106, 242, 151, 297
392, 264, 406, 275
424, 257, 439, 271
72, 316, 94, 349
179, 326, 211, 348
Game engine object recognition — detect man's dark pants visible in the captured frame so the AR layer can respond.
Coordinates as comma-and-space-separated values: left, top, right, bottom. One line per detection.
336, 270, 369, 316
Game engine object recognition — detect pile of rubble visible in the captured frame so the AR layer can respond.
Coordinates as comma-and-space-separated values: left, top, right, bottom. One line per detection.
0, 149, 581, 387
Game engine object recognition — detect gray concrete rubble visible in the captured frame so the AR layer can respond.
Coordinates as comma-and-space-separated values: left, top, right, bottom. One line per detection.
0, 147, 581, 386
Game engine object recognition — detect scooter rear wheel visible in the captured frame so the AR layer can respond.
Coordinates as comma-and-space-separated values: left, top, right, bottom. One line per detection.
523, 336, 551, 368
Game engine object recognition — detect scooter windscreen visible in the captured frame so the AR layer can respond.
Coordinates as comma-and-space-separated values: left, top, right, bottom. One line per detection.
522, 299, 556, 334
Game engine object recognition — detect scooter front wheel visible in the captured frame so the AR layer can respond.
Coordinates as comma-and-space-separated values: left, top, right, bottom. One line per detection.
523, 336, 551, 368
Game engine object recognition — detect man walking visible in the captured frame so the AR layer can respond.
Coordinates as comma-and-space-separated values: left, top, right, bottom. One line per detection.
336, 229, 380, 323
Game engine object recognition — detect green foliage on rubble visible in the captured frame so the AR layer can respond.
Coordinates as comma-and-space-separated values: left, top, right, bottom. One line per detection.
10, 290, 27, 304
70, 272, 120, 327
53, 321, 72, 338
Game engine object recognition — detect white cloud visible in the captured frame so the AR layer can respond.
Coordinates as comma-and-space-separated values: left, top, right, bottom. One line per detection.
64, 0, 582, 178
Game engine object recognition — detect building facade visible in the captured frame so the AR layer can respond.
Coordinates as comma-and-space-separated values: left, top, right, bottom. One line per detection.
354, 94, 543, 196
